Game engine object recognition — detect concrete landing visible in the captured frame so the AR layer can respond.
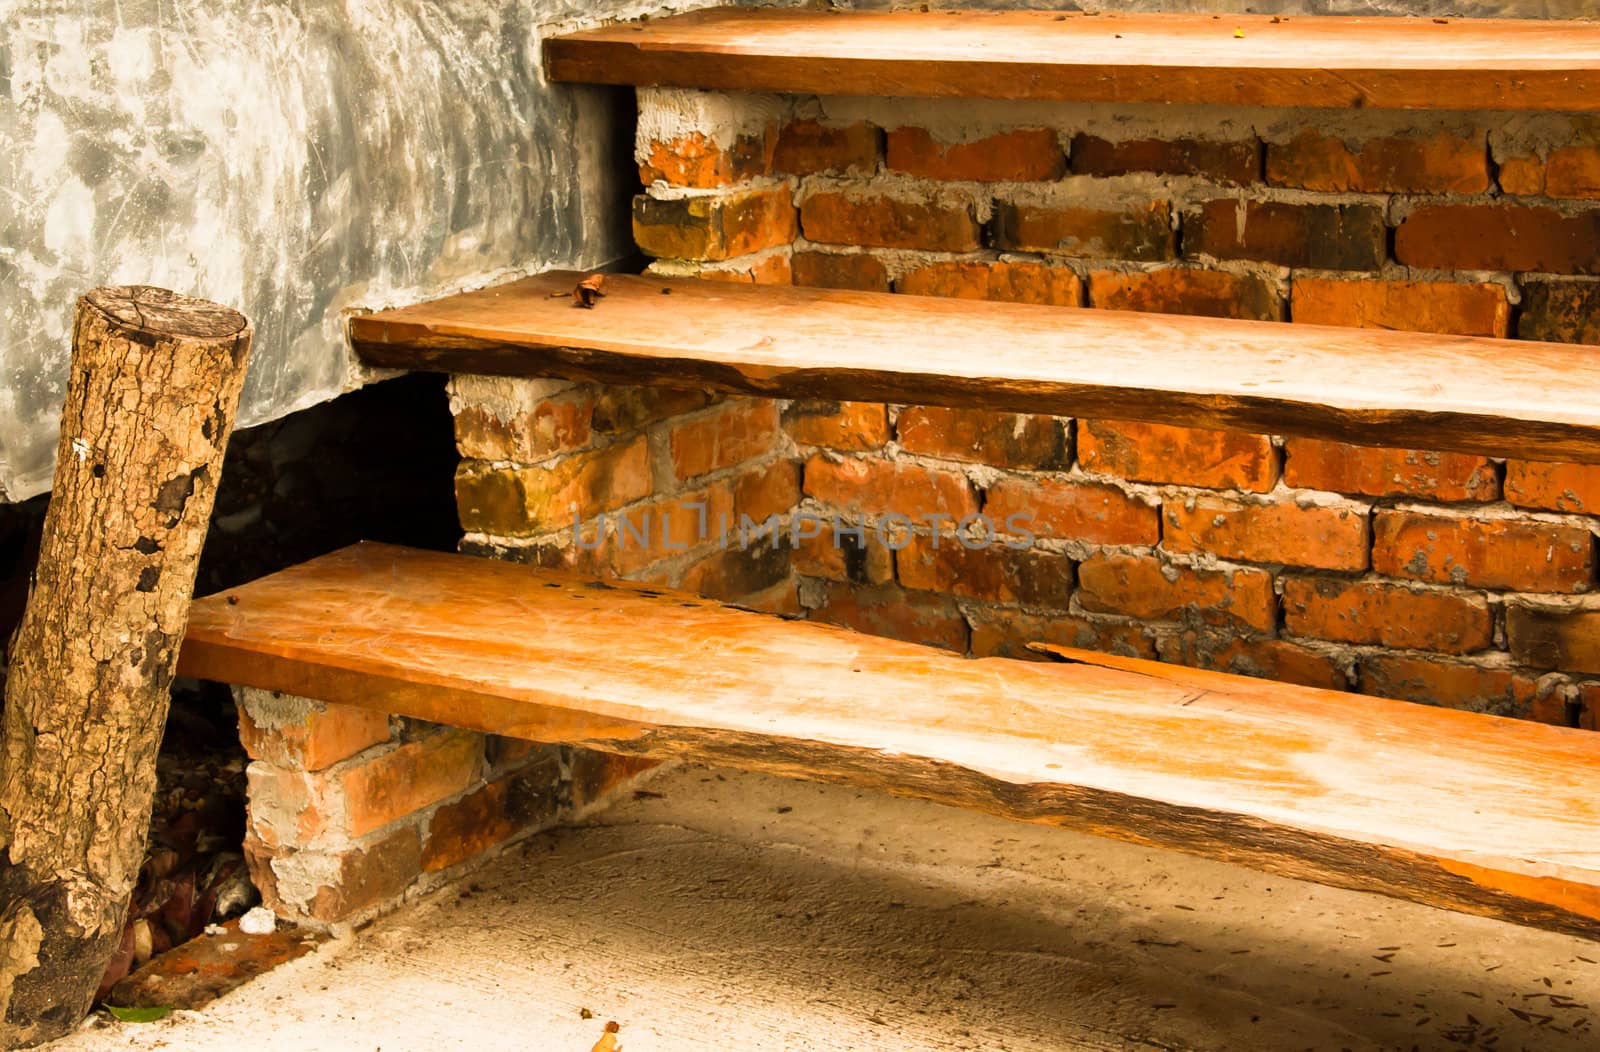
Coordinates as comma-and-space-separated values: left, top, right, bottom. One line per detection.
56, 764, 1598, 1051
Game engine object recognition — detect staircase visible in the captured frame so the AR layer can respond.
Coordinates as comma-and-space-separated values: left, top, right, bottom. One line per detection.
185, 8, 1600, 938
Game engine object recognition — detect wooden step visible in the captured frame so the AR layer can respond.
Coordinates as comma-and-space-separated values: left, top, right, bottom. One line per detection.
349, 271, 1600, 464
544, 9, 1600, 112
180, 543, 1600, 939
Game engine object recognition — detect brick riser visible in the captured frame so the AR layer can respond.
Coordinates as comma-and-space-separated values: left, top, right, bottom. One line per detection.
236, 686, 658, 927
436, 90, 1600, 730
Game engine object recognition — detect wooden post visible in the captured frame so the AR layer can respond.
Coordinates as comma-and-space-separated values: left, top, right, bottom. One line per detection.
0, 287, 251, 1048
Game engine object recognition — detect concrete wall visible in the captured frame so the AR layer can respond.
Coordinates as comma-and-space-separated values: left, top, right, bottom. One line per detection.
0, 0, 710, 502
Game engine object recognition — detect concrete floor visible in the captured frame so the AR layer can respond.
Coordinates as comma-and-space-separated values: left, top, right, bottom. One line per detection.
58, 764, 1597, 1052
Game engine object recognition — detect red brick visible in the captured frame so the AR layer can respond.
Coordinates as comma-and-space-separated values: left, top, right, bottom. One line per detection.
1518, 280, 1600, 345
422, 779, 520, 874
772, 120, 880, 175
639, 128, 774, 188
1395, 203, 1600, 274
1506, 602, 1600, 674
421, 755, 563, 873
1496, 143, 1600, 199
896, 405, 1068, 470
807, 581, 969, 652
1164, 496, 1369, 571
887, 127, 1064, 182
301, 826, 424, 924
791, 251, 890, 292
1505, 460, 1600, 512
599, 481, 739, 576
800, 192, 980, 251
1575, 684, 1600, 731
1291, 278, 1510, 338
802, 454, 979, 521
1372, 509, 1593, 593
1498, 153, 1545, 196
455, 437, 652, 535
1071, 134, 1259, 185
752, 253, 797, 285
994, 200, 1173, 260
966, 606, 1157, 661
733, 459, 799, 522
237, 696, 391, 772
792, 523, 895, 585
453, 389, 595, 462
1543, 147, 1600, 199
1358, 654, 1545, 719
1282, 577, 1492, 654
1168, 635, 1348, 691
1078, 420, 1276, 492
244, 765, 330, 852
895, 260, 1082, 306
896, 534, 1074, 607
986, 477, 1159, 547
782, 400, 892, 451
633, 189, 796, 261
337, 729, 483, 838
1283, 438, 1498, 502
677, 542, 791, 601
566, 750, 661, 811
655, 253, 793, 285
1087, 267, 1280, 321
591, 386, 719, 435
1077, 552, 1276, 633
1267, 131, 1487, 194
1185, 199, 1386, 271
669, 400, 780, 481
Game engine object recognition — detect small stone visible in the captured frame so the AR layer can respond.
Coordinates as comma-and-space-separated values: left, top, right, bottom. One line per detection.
238, 907, 277, 935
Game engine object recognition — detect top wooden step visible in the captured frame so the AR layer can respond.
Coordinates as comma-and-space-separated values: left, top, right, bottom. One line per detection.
544, 9, 1600, 112
179, 543, 1600, 938
349, 271, 1600, 464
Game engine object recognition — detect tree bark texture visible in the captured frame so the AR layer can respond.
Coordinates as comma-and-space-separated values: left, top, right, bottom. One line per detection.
0, 287, 251, 1048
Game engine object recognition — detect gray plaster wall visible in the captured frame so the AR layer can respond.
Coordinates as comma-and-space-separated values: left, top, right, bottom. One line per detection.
0, 0, 712, 502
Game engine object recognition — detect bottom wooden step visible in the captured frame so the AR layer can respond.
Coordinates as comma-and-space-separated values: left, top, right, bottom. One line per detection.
179, 543, 1600, 939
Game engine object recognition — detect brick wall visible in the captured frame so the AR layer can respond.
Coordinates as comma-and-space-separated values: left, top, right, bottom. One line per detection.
237, 687, 655, 927
452, 375, 801, 610
444, 91, 1600, 733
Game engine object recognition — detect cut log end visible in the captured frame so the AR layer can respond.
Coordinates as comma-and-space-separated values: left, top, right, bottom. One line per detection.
82, 287, 250, 344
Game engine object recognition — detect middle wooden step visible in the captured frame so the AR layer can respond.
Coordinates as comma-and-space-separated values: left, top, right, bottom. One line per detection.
348, 271, 1600, 464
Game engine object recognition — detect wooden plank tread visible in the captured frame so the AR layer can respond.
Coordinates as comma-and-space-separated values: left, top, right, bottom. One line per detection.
544, 9, 1600, 112
349, 271, 1600, 464
180, 543, 1600, 939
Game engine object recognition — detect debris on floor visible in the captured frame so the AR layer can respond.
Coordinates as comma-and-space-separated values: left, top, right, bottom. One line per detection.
95, 685, 254, 1001
106, 919, 327, 1012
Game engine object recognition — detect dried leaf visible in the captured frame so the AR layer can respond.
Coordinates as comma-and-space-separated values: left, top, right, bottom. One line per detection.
573, 274, 607, 309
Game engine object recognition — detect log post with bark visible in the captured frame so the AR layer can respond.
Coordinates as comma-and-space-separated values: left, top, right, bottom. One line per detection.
0, 287, 252, 1048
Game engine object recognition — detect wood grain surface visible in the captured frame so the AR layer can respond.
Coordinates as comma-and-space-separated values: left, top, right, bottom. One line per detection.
544, 8, 1600, 111
349, 271, 1600, 464
181, 544, 1600, 939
